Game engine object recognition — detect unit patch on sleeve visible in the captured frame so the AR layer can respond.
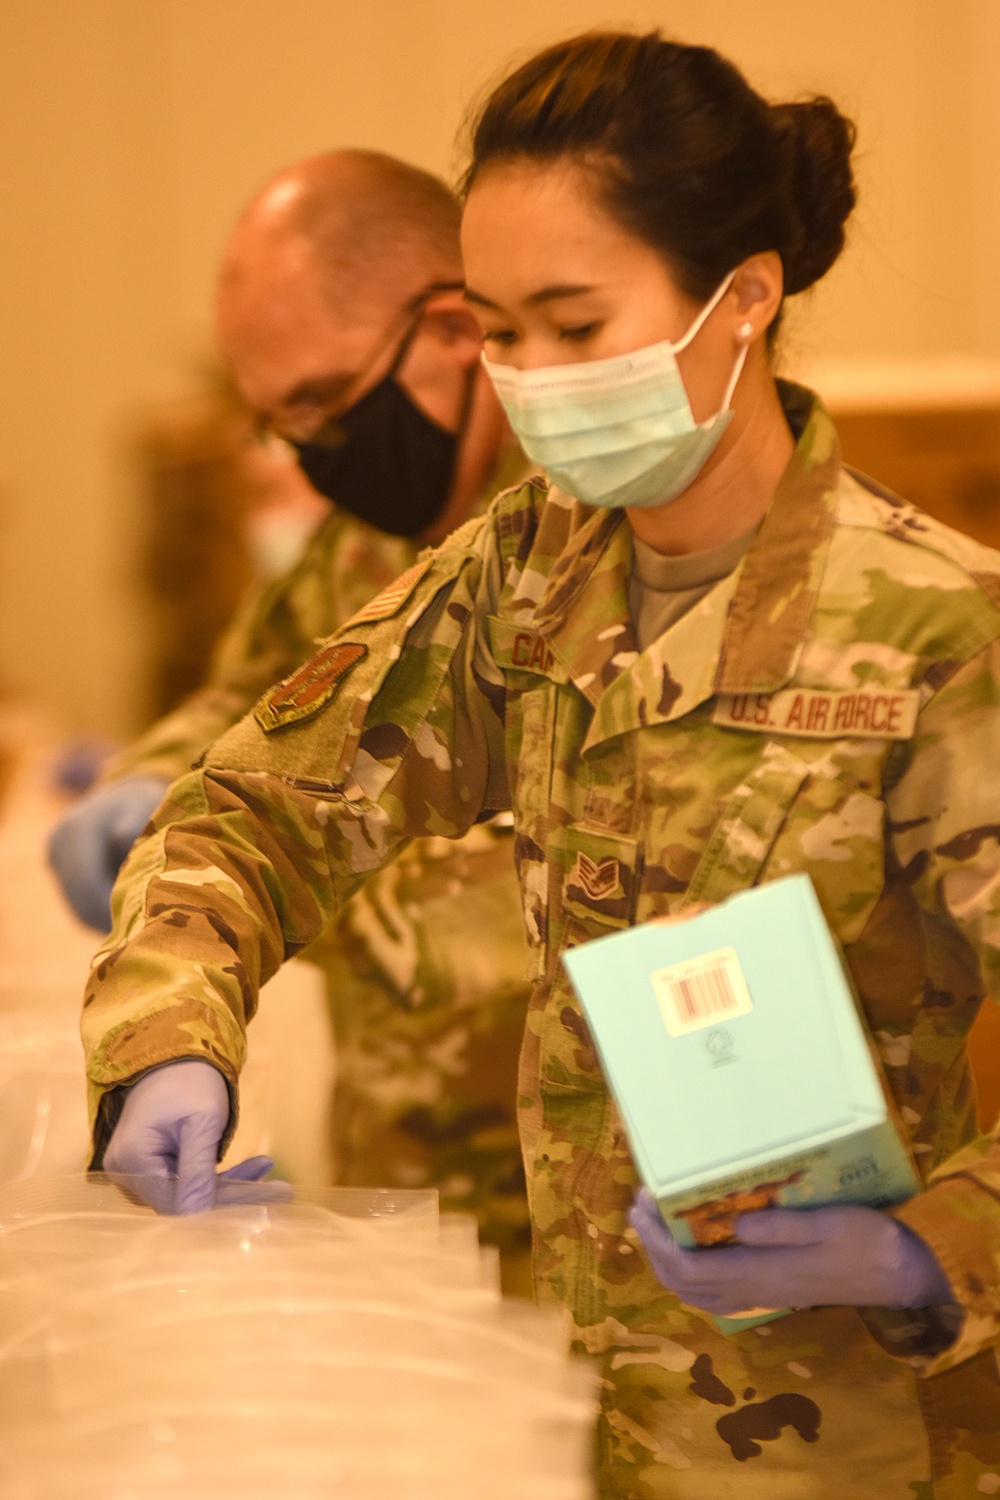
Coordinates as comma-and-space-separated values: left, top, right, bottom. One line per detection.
255, 641, 367, 732
712, 687, 919, 740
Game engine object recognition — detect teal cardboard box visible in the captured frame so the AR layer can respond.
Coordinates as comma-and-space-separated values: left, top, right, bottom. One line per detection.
562, 875, 921, 1331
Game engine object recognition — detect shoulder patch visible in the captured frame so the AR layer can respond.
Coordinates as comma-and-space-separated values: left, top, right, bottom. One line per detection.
255, 641, 366, 732
346, 558, 433, 627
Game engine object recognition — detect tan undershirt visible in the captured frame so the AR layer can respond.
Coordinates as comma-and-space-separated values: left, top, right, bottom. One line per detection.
628, 525, 759, 653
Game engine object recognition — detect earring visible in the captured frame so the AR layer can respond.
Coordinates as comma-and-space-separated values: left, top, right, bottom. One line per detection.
739, 321, 754, 342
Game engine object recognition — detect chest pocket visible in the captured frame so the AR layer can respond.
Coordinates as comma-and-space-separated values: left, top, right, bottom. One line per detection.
563, 826, 642, 934
488, 616, 573, 979
686, 739, 812, 905
537, 826, 645, 1099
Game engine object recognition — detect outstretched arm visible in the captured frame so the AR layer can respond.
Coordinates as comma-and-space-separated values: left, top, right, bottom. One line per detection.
82, 516, 510, 1176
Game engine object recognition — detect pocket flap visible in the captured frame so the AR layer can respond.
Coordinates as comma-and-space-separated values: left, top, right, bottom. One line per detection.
564, 826, 643, 930
687, 741, 811, 905
487, 616, 571, 683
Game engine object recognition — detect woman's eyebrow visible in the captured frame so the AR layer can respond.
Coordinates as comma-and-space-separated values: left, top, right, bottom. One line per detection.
464, 282, 598, 311
525, 283, 597, 306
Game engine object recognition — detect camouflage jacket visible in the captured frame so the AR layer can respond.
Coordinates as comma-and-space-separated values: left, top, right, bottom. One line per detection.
106, 485, 533, 1278
107, 506, 417, 783
85, 386, 1000, 1496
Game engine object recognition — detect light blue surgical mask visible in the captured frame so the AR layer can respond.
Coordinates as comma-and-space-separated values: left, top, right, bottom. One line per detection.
483, 272, 747, 509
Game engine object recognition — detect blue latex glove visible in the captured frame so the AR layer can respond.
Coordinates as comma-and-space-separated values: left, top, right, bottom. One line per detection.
629, 1188, 953, 1312
48, 774, 169, 931
103, 1060, 291, 1214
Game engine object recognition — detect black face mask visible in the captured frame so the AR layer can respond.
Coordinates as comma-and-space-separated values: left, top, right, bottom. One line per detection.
292, 371, 460, 541
290, 284, 472, 539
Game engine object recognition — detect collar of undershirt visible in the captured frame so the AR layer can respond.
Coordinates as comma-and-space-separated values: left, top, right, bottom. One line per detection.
630, 522, 760, 594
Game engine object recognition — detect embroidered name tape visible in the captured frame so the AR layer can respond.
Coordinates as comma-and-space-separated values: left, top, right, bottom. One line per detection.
256, 641, 366, 732
508, 630, 556, 675
346, 558, 432, 627
487, 616, 570, 682
713, 687, 919, 740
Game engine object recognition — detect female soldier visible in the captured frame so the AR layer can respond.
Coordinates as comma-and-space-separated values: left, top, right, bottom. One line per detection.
86, 32, 1000, 1498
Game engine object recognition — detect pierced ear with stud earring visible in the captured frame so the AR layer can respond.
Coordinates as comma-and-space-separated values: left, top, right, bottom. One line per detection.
739, 322, 754, 341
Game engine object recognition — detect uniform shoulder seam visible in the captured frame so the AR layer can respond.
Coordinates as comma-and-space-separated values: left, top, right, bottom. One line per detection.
488, 473, 548, 516
837, 466, 1000, 607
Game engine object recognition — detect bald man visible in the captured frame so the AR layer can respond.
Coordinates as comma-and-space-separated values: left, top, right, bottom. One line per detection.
216, 151, 509, 544
49, 152, 532, 1288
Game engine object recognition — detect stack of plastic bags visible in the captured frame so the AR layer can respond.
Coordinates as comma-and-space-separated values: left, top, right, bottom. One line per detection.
0, 1175, 596, 1499
0, 1014, 89, 1182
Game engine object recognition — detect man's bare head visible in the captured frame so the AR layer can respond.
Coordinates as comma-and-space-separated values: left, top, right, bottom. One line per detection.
214, 149, 510, 543
278, 150, 461, 298
215, 150, 464, 423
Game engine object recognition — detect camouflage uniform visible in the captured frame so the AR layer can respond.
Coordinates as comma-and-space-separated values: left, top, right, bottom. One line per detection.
85, 385, 1000, 1496
105, 483, 533, 1287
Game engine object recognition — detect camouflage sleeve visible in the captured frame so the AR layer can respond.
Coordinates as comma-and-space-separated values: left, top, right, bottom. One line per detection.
884, 635, 1000, 1373
104, 510, 412, 784
81, 514, 510, 1163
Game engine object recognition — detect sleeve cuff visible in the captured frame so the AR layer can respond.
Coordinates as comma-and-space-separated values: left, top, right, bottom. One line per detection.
86, 998, 244, 1164
891, 1177, 1000, 1375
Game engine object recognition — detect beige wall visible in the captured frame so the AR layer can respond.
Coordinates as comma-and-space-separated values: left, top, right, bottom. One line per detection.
1, 0, 998, 736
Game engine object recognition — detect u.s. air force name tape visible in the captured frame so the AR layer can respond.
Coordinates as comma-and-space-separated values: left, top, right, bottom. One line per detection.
713, 687, 919, 740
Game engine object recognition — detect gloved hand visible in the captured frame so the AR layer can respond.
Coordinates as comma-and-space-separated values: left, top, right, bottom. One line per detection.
48, 774, 170, 931
629, 1189, 953, 1312
103, 1059, 291, 1214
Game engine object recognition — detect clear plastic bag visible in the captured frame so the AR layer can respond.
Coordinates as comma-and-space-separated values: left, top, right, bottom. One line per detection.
3, 1404, 594, 1500
0, 1175, 597, 1498
0, 1015, 89, 1182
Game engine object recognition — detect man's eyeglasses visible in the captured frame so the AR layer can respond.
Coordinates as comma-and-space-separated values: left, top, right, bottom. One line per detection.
257, 280, 464, 449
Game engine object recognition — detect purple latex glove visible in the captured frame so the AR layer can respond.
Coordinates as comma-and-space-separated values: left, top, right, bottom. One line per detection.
48, 774, 169, 931
629, 1188, 953, 1313
103, 1059, 291, 1214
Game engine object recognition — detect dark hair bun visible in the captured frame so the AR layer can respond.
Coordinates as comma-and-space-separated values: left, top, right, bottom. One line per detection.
771, 97, 857, 295
466, 34, 858, 307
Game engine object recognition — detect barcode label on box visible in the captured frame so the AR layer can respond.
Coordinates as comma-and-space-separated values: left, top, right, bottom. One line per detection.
651, 948, 753, 1037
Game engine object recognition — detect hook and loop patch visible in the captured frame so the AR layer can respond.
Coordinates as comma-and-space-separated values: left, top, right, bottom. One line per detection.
346, 558, 433, 626
255, 641, 367, 732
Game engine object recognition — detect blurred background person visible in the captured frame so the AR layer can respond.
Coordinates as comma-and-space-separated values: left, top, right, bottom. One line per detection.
48, 150, 533, 1290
